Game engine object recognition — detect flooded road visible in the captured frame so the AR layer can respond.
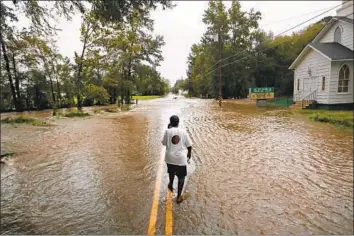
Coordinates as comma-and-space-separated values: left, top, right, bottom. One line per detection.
1, 96, 353, 234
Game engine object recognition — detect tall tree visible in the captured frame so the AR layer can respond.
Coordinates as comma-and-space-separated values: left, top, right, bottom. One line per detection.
182, 1, 327, 99
1, 0, 173, 111
0, 0, 84, 111
0, 2, 21, 111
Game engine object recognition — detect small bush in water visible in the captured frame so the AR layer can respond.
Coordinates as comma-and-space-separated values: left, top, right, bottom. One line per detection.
62, 110, 90, 117
1, 115, 47, 126
104, 108, 118, 113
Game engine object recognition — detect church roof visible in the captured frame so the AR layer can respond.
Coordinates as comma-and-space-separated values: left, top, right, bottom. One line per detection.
310, 42, 354, 60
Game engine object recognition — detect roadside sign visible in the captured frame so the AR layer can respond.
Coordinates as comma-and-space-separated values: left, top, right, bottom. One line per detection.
250, 87, 275, 100
251, 87, 274, 93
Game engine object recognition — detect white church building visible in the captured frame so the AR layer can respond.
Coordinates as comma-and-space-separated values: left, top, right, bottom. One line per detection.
289, 0, 353, 109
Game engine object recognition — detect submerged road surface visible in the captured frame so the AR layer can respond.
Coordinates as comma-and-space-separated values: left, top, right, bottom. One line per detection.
1, 96, 353, 234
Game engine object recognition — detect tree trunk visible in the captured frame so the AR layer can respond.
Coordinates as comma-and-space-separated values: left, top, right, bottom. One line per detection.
0, 32, 20, 111
45, 75, 56, 115
77, 49, 87, 110
120, 67, 125, 106
76, 19, 94, 110
35, 85, 41, 110
37, 49, 57, 112
113, 88, 116, 104
51, 59, 61, 107
125, 61, 132, 104
48, 76, 56, 104
56, 78, 61, 106
11, 52, 23, 109
25, 94, 31, 110
26, 76, 31, 110
76, 94, 80, 108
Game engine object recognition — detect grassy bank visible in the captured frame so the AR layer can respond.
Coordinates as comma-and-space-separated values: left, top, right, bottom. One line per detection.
1, 115, 47, 126
121, 104, 133, 111
298, 110, 353, 128
57, 110, 90, 118
101, 107, 119, 113
93, 105, 132, 112
132, 95, 161, 100
1, 152, 16, 163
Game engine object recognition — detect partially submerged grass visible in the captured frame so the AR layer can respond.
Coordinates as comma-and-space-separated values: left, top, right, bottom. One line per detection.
1, 115, 47, 126
264, 109, 293, 117
307, 110, 353, 128
57, 110, 90, 118
1, 152, 16, 163
261, 107, 352, 128
93, 107, 119, 113
264, 103, 284, 108
93, 109, 103, 114
121, 105, 132, 111
224, 100, 353, 129
292, 109, 353, 128
104, 108, 119, 113
224, 100, 257, 108
92, 104, 123, 114
132, 95, 161, 100
1, 152, 16, 158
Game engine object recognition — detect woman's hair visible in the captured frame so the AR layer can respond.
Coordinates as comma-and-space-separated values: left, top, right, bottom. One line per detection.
168, 123, 172, 129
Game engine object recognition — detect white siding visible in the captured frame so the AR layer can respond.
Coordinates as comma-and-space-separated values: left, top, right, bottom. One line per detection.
320, 21, 353, 50
293, 49, 331, 103
328, 61, 354, 104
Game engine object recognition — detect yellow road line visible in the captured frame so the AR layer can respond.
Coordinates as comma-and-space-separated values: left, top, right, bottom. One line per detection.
165, 189, 173, 235
147, 148, 165, 235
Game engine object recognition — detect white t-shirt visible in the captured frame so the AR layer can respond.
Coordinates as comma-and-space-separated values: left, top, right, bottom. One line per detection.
161, 127, 193, 166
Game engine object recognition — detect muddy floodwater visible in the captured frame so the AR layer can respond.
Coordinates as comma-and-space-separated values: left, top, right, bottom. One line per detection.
1, 96, 353, 234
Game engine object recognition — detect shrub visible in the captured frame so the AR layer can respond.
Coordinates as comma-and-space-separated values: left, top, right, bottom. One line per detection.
63, 110, 90, 117
1, 115, 47, 126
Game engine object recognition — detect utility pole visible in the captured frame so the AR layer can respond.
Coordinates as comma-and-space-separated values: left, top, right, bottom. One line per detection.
218, 28, 223, 107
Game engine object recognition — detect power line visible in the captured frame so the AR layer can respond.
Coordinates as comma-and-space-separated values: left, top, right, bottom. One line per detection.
220, 12, 354, 71
196, 3, 344, 79
261, 5, 339, 26
201, 2, 343, 76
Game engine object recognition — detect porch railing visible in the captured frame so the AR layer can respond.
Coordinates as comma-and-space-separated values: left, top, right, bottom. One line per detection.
301, 90, 317, 109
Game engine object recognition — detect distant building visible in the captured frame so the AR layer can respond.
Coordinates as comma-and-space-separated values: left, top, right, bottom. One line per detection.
289, 0, 353, 109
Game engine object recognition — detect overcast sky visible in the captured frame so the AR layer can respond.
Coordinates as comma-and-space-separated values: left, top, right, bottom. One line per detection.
15, 1, 339, 86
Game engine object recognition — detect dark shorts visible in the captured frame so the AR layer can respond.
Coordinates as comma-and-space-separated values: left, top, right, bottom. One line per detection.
166, 163, 187, 178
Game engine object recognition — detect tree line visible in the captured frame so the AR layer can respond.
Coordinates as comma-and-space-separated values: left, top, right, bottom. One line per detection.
173, 0, 331, 99
0, 0, 172, 112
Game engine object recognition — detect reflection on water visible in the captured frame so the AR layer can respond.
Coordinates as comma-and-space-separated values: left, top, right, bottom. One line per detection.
1, 97, 353, 234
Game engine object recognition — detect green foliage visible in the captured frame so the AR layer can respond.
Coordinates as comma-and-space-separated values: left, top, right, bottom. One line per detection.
172, 79, 189, 94
84, 84, 110, 105
88, 0, 174, 22
132, 95, 161, 100
179, 0, 327, 99
0, 0, 171, 112
134, 64, 169, 96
